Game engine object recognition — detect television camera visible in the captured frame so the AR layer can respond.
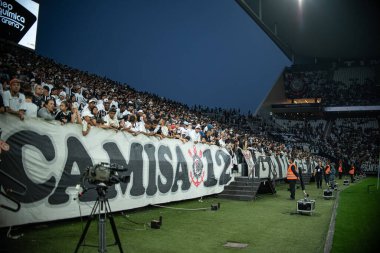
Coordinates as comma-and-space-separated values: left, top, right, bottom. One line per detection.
82, 162, 129, 186
75, 162, 129, 253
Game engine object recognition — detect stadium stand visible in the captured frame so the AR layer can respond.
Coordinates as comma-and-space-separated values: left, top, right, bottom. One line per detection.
0, 40, 378, 177
283, 61, 380, 106
0, 41, 304, 169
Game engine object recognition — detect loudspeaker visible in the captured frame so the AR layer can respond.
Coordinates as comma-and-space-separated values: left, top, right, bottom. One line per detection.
323, 189, 335, 199
297, 198, 315, 215
151, 220, 160, 229
151, 216, 162, 229
323, 189, 333, 196
211, 203, 221, 211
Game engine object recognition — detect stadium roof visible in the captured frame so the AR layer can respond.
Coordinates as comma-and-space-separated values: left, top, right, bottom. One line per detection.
236, 0, 380, 63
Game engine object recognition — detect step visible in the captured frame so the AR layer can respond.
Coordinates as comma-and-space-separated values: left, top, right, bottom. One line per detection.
222, 189, 256, 196
223, 185, 259, 191
234, 177, 259, 182
228, 181, 261, 187
218, 194, 255, 201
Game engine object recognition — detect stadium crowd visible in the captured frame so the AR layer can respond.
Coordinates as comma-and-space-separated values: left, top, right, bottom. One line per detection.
0, 42, 294, 161
268, 116, 379, 174
1, 41, 378, 176
284, 60, 380, 106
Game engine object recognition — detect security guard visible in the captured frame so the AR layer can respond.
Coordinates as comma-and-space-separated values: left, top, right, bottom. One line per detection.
287, 158, 299, 200
338, 160, 343, 179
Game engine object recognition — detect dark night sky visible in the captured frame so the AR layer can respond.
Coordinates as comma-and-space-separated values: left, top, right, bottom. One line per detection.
35, 0, 290, 113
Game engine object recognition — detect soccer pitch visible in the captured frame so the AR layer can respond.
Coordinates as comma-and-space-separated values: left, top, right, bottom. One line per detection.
2, 177, 378, 253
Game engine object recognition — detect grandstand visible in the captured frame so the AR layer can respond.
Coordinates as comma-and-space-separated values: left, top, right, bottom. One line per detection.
1, 1, 380, 252
234, 0, 379, 175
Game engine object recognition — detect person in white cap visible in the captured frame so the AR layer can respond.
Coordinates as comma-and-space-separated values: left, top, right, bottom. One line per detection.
189, 124, 201, 143
70, 102, 82, 124
56, 91, 67, 107
179, 121, 189, 139
136, 109, 147, 133
81, 110, 93, 136
81, 97, 97, 118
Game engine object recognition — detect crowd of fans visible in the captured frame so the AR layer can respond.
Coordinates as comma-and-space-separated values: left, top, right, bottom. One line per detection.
1, 41, 378, 176
284, 60, 380, 106
268, 116, 379, 173
0, 41, 296, 163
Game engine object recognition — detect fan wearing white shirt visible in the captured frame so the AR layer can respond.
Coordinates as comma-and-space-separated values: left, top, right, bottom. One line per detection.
136, 109, 147, 133
103, 108, 120, 130
122, 114, 139, 135
3, 79, 26, 120
23, 92, 38, 118
189, 124, 202, 143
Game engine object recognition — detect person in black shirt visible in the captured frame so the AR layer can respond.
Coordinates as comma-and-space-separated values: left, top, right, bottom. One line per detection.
314, 161, 323, 189
55, 101, 71, 124
32, 84, 44, 109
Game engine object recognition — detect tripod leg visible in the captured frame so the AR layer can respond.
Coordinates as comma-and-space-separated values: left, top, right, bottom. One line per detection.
74, 200, 99, 253
109, 215, 124, 253
106, 201, 124, 253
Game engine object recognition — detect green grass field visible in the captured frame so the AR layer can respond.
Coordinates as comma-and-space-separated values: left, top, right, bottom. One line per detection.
331, 177, 380, 253
2, 177, 378, 253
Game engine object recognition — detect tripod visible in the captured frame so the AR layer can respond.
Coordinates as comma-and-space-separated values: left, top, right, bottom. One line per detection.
74, 183, 124, 253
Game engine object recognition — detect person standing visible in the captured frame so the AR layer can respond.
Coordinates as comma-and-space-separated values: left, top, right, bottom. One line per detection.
329, 162, 336, 188
314, 161, 323, 189
324, 161, 331, 186
349, 164, 355, 183
338, 160, 343, 179
287, 157, 299, 200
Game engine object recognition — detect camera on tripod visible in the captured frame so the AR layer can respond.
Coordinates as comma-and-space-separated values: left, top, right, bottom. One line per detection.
75, 162, 129, 253
83, 162, 129, 186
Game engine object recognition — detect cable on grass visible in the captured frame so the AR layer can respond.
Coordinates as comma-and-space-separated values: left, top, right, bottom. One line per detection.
120, 212, 149, 230
151, 204, 209, 211
6, 226, 23, 239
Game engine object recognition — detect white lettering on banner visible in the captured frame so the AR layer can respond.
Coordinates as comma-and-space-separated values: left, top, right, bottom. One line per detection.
241, 151, 318, 179
0, 114, 233, 227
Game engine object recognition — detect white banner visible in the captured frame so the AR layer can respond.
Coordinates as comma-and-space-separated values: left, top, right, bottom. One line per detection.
242, 150, 317, 180
0, 114, 233, 227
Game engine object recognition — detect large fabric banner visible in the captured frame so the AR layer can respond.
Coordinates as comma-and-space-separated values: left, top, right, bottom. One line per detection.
241, 150, 317, 180
0, 114, 233, 227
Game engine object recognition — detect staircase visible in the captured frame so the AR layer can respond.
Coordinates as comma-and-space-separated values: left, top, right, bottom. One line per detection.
218, 177, 261, 201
